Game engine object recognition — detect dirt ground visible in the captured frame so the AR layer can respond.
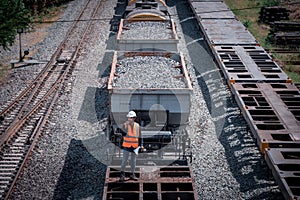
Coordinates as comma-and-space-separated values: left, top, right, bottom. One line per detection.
0, 6, 65, 84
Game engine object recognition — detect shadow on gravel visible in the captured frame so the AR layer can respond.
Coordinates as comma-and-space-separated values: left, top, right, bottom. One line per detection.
55, 4, 129, 199
171, 0, 226, 132
96, 51, 113, 121
107, 0, 127, 50
77, 79, 109, 123
97, 51, 114, 75
218, 97, 284, 200
170, 0, 284, 199
168, 0, 220, 116
106, 32, 117, 51
77, 87, 98, 123
53, 138, 106, 200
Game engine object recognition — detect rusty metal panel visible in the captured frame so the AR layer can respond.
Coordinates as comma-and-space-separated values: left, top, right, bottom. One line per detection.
232, 83, 300, 153
103, 166, 198, 200
265, 148, 300, 200
189, 1, 235, 19
199, 19, 257, 45
213, 46, 290, 83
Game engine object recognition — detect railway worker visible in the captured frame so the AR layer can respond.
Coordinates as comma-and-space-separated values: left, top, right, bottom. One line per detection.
118, 111, 143, 182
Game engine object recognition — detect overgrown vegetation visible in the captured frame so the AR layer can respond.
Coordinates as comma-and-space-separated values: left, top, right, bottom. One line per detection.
23, 0, 72, 16
0, 0, 72, 50
0, 0, 31, 50
224, 0, 300, 83
0, 0, 70, 83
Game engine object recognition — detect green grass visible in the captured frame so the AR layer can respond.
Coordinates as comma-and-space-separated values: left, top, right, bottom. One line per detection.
224, 0, 272, 45
286, 71, 300, 83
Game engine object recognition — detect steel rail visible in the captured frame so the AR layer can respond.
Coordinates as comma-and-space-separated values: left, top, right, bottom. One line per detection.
0, 0, 106, 199
0, 0, 93, 144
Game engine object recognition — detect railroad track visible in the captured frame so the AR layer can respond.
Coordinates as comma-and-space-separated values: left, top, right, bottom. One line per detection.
265, 48, 300, 54
265, 48, 300, 67
0, 0, 105, 199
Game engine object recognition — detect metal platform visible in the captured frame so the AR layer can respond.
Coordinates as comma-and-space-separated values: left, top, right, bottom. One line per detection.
196, 18, 257, 45
212, 45, 290, 84
232, 83, 300, 153
188, 0, 257, 46
265, 148, 300, 200
188, 0, 235, 19
103, 165, 198, 200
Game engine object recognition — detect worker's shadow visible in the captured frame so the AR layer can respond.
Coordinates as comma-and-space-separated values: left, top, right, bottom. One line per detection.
53, 138, 106, 200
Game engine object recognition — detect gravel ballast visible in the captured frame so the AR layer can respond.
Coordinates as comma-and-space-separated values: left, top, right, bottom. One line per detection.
122, 21, 173, 39
114, 56, 186, 88
0, 0, 284, 199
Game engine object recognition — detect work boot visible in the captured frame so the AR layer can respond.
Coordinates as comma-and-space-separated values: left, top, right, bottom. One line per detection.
119, 176, 124, 182
129, 173, 138, 181
119, 171, 125, 182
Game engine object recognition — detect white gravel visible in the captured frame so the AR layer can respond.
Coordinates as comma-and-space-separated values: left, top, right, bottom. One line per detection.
121, 21, 172, 39
114, 56, 186, 88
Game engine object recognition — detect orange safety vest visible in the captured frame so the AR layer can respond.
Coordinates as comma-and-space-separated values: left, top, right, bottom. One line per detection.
122, 122, 140, 148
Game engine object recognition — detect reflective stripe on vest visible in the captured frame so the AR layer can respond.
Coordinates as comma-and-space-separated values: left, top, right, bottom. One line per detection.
122, 122, 139, 148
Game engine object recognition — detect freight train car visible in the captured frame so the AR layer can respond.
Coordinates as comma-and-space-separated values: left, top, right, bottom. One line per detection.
102, 1, 199, 199
107, 51, 192, 152
104, 51, 196, 200
117, 19, 179, 52
117, 0, 178, 52
125, 0, 168, 21
188, 0, 300, 199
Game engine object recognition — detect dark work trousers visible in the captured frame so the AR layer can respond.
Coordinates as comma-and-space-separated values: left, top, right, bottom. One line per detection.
120, 147, 137, 175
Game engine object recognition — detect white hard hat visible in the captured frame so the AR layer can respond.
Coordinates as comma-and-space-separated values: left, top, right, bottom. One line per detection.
127, 111, 137, 118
